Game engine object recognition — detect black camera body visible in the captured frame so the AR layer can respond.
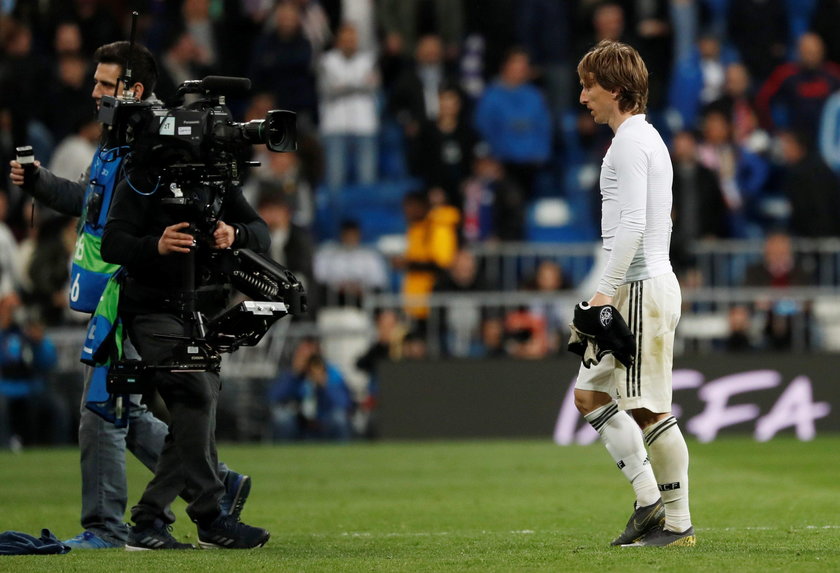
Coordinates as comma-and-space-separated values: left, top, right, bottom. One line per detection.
98, 75, 296, 184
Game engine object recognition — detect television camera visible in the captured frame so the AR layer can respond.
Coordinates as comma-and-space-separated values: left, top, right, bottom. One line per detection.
99, 39, 306, 403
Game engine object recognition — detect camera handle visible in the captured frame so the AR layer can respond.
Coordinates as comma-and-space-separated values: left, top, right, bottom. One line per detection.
180, 226, 208, 341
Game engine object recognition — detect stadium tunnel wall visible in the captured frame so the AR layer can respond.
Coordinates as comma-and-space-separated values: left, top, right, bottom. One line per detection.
378, 355, 838, 442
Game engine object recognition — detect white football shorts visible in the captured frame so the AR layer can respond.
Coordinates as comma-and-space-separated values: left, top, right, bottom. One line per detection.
574, 272, 681, 413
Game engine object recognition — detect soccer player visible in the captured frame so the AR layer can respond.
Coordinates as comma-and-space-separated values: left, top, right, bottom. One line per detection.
571, 40, 694, 547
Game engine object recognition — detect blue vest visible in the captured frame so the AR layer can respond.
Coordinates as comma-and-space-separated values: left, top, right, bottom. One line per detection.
68, 147, 124, 313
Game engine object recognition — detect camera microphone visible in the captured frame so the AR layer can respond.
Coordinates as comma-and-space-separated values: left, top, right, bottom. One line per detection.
178, 76, 252, 97
202, 76, 251, 95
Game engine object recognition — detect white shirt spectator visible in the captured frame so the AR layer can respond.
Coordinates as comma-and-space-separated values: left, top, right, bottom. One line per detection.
314, 240, 389, 293
318, 48, 379, 135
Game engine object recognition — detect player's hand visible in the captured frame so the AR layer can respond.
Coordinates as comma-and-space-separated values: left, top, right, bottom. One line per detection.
212, 220, 235, 249
158, 222, 194, 255
588, 292, 613, 307
9, 159, 41, 187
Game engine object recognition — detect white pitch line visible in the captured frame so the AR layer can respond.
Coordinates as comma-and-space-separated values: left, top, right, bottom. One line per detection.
334, 525, 840, 538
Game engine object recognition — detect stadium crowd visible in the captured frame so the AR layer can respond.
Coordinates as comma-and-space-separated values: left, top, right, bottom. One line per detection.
2, 0, 840, 444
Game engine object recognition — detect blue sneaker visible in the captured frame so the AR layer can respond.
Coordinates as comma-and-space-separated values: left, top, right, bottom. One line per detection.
64, 531, 122, 549
220, 472, 251, 519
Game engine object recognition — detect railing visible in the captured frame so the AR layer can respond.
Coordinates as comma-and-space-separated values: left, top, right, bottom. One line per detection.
49, 286, 840, 380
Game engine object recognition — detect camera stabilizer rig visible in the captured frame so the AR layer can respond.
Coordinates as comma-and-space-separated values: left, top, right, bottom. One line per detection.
103, 13, 305, 399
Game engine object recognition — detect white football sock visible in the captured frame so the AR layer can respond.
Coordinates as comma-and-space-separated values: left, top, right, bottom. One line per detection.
644, 416, 692, 532
585, 402, 660, 507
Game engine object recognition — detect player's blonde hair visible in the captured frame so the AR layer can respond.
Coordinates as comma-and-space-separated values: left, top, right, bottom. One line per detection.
577, 40, 648, 114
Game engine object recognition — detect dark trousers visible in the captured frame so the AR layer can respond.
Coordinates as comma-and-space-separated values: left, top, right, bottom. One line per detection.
126, 313, 224, 527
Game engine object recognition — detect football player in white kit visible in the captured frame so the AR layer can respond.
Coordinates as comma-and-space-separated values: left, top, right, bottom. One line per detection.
572, 40, 695, 547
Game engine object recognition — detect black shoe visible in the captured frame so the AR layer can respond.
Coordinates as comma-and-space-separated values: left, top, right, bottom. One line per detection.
627, 525, 696, 547
197, 514, 270, 549
126, 520, 195, 551
610, 499, 665, 546
220, 472, 251, 520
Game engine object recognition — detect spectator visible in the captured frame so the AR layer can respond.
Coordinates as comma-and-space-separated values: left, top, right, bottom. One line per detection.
727, 0, 788, 86
377, 0, 463, 66
154, 26, 213, 104
670, 130, 728, 271
523, 259, 570, 353
179, 0, 222, 73
355, 307, 408, 389
471, 313, 508, 358
48, 117, 100, 182
502, 305, 549, 359
574, 1, 633, 58
257, 192, 315, 314
248, 1, 318, 128
776, 129, 840, 238
696, 108, 770, 237
391, 190, 458, 329
314, 219, 389, 307
515, 0, 574, 117
432, 247, 489, 356
411, 84, 480, 205
706, 62, 772, 155
244, 149, 315, 228
668, 34, 739, 132
0, 19, 53, 164
269, 346, 352, 441
0, 292, 67, 448
56, 0, 123, 57
53, 20, 84, 56
389, 34, 454, 142
318, 21, 379, 190
755, 32, 840, 145
24, 215, 77, 326
43, 52, 93, 145
460, 150, 526, 243
741, 231, 815, 350
723, 304, 757, 352
401, 328, 429, 359
473, 47, 552, 198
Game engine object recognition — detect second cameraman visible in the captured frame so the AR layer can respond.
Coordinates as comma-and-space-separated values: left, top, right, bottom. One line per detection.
101, 167, 271, 548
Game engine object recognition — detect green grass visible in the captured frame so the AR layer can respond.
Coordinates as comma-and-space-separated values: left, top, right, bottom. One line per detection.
0, 437, 838, 572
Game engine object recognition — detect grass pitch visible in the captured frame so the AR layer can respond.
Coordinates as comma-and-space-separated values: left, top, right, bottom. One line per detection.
0, 437, 838, 572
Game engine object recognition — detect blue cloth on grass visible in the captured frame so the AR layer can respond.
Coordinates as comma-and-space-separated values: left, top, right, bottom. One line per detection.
0, 529, 71, 555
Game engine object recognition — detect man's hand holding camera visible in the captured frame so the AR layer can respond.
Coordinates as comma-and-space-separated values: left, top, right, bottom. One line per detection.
158, 220, 237, 255
157, 222, 196, 255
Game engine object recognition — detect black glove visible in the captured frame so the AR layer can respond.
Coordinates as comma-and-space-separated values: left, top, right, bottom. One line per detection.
570, 302, 636, 368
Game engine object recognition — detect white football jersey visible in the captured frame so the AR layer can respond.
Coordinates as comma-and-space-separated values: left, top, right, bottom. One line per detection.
597, 114, 673, 296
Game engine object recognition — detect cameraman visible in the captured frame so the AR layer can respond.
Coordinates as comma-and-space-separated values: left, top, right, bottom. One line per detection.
8, 41, 251, 550
101, 142, 272, 548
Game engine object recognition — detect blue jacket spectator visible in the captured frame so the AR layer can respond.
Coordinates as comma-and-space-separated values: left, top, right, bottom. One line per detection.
0, 293, 67, 448
474, 56, 552, 165
269, 351, 352, 441
474, 48, 552, 197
